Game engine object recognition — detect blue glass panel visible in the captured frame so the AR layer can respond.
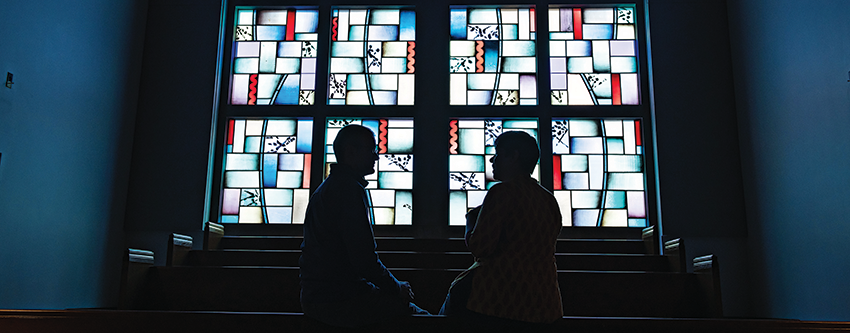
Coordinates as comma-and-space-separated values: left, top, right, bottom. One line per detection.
244, 137, 262, 152
295, 10, 319, 33
257, 26, 287, 40
606, 173, 644, 190
611, 57, 637, 73
274, 75, 301, 104
234, 58, 259, 73
378, 172, 413, 189
450, 155, 486, 172
367, 26, 399, 40
467, 91, 493, 105
267, 207, 293, 223
500, 24, 518, 40
582, 24, 614, 39
563, 172, 589, 189
561, 155, 588, 172
258, 75, 283, 98
331, 42, 364, 57
372, 91, 398, 105
369, 74, 398, 90
502, 41, 536, 57
572, 191, 601, 209
226, 154, 260, 170
296, 120, 312, 153
603, 191, 626, 208
450, 9, 468, 40
569, 120, 601, 136
263, 155, 278, 187
572, 209, 599, 226
387, 128, 414, 153
266, 120, 295, 136
449, 191, 467, 225
570, 137, 603, 154
278, 154, 304, 171
399, 10, 416, 40
276, 171, 303, 188
264, 189, 293, 206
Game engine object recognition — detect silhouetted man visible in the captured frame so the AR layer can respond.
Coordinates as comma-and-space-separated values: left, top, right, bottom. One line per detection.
300, 124, 427, 327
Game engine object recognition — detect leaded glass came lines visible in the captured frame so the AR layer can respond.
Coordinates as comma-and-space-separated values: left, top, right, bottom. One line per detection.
448, 118, 539, 225
325, 118, 414, 225
221, 118, 314, 223
552, 119, 647, 227
230, 8, 319, 105
449, 6, 538, 106
328, 8, 416, 105
548, 6, 640, 105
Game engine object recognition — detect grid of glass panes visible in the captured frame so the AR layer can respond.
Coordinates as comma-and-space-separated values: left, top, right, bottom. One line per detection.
448, 119, 539, 225
325, 118, 414, 225
449, 6, 538, 106
220, 118, 313, 223
231, 8, 319, 105
548, 6, 639, 105
328, 8, 416, 105
551, 119, 646, 227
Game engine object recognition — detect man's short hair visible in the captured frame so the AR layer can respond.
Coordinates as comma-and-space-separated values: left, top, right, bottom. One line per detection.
333, 124, 375, 163
495, 131, 540, 174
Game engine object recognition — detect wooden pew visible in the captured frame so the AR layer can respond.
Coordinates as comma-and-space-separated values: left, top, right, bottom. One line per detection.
642, 225, 659, 255
118, 248, 154, 309
664, 238, 687, 273
167, 233, 193, 267
204, 222, 224, 251
694, 254, 723, 317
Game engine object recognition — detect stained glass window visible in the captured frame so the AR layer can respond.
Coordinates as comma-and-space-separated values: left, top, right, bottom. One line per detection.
230, 8, 319, 105
220, 118, 314, 223
327, 8, 416, 105
548, 6, 639, 105
448, 118, 539, 225
449, 6, 538, 106
325, 118, 414, 225
551, 119, 646, 227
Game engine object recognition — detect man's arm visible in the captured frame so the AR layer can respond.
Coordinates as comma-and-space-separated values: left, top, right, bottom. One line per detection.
336, 185, 402, 296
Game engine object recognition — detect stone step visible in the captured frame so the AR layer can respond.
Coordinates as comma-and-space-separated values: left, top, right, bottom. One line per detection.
219, 236, 647, 254
143, 266, 713, 318
4, 309, 842, 333
185, 250, 672, 271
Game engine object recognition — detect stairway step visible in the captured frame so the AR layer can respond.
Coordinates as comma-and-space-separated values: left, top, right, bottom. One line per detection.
145, 266, 710, 317
222, 223, 645, 240
219, 236, 647, 254
187, 250, 671, 271
4, 309, 842, 333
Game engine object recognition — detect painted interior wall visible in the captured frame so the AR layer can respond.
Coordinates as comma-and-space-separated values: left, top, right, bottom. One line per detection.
646, 0, 751, 317
0, 0, 148, 308
122, 0, 220, 264
3, 0, 847, 320
727, 0, 850, 321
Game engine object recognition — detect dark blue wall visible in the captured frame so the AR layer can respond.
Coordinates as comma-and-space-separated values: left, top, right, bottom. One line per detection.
0, 0, 148, 308
728, 0, 850, 320
2, 0, 848, 320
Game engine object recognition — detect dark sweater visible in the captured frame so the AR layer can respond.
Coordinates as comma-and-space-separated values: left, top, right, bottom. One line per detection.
299, 164, 401, 304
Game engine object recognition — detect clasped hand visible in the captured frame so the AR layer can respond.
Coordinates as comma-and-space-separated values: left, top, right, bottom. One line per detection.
399, 281, 414, 301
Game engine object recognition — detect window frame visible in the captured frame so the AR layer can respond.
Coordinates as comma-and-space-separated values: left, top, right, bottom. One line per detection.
208, 0, 658, 238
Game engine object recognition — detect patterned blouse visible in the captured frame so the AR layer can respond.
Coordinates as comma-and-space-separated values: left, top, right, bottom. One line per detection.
465, 177, 563, 323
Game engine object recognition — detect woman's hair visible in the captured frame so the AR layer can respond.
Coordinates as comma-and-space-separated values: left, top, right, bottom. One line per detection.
495, 131, 540, 174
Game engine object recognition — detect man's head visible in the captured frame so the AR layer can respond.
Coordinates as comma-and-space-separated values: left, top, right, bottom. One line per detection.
491, 131, 539, 181
333, 124, 379, 176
